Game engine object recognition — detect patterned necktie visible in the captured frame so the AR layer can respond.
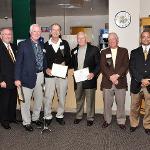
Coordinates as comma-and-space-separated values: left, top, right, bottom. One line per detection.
144, 47, 148, 60
7, 44, 15, 63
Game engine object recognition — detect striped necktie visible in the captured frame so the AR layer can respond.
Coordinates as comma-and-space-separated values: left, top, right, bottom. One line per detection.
7, 44, 15, 63
144, 47, 148, 60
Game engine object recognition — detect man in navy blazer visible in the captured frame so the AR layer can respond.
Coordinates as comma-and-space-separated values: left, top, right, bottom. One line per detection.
129, 31, 150, 135
15, 24, 46, 131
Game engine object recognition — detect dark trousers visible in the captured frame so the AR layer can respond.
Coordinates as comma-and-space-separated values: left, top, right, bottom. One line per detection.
0, 88, 17, 122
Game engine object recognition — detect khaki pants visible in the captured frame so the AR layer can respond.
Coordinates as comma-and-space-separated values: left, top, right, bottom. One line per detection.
75, 82, 96, 121
103, 85, 126, 124
130, 88, 150, 129
44, 77, 68, 119
21, 72, 44, 125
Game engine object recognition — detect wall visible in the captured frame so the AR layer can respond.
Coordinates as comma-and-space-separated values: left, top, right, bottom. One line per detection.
37, 15, 108, 46
140, 0, 150, 17
109, 0, 140, 113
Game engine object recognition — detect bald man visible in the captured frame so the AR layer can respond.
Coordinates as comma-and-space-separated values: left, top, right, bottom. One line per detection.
100, 32, 129, 130
71, 32, 100, 126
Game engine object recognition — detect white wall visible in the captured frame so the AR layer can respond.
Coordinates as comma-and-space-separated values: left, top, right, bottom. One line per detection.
109, 0, 140, 113
140, 0, 150, 17
36, 15, 108, 46
0, 18, 12, 28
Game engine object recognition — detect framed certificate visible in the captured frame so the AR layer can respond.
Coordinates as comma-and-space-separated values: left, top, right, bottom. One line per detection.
74, 67, 89, 83
51, 63, 68, 78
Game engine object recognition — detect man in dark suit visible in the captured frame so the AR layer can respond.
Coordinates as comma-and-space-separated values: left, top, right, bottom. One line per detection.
43, 23, 71, 126
15, 24, 46, 131
71, 32, 100, 126
100, 32, 129, 130
0, 27, 17, 129
129, 31, 150, 135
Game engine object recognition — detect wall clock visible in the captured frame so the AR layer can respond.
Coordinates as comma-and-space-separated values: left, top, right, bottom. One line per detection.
114, 11, 131, 28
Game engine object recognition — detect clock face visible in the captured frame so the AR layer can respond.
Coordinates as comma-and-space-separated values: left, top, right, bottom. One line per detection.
114, 11, 131, 28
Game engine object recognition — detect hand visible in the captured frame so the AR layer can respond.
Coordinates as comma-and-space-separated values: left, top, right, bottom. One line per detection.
141, 79, 150, 87
87, 73, 94, 80
110, 74, 120, 84
15, 80, 21, 87
46, 68, 52, 76
0, 81, 6, 88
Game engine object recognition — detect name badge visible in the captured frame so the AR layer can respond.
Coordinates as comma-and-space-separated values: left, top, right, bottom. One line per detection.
43, 49, 46, 53
106, 54, 112, 58
60, 45, 64, 50
74, 50, 77, 54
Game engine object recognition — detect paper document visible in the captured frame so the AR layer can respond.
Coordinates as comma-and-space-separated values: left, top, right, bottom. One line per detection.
51, 63, 68, 78
74, 68, 89, 83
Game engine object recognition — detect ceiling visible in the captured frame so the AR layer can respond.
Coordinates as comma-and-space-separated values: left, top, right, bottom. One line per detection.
0, 0, 108, 19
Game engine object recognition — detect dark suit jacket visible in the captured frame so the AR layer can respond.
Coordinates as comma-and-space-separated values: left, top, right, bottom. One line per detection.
44, 39, 71, 78
100, 47, 129, 90
71, 43, 100, 89
15, 39, 47, 89
0, 39, 17, 89
130, 46, 150, 93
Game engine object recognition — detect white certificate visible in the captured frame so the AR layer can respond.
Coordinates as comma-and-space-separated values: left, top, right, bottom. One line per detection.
74, 68, 89, 83
51, 63, 68, 78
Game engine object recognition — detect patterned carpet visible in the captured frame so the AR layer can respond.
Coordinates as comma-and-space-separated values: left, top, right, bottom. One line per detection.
0, 112, 150, 150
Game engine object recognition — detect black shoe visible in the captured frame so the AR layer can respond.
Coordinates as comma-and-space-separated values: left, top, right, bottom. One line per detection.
32, 120, 43, 127
87, 120, 93, 126
24, 124, 33, 132
102, 121, 110, 128
10, 120, 19, 124
45, 119, 52, 126
1, 121, 11, 129
74, 119, 82, 124
56, 118, 65, 125
145, 129, 150, 135
118, 124, 126, 130
130, 126, 137, 132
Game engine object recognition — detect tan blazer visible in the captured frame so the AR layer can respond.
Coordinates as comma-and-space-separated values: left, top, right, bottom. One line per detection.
100, 47, 129, 90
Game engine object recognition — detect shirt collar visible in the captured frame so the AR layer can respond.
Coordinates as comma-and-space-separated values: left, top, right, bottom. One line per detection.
142, 45, 150, 52
3, 42, 10, 48
48, 38, 62, 45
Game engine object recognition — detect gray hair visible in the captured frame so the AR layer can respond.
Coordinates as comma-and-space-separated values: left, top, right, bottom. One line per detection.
29, 24, 41, 33
108, 32, 119, 41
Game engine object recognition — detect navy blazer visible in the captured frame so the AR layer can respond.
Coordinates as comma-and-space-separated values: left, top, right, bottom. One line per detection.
71, 43, 100, 89
15, 39, 47, 89
130, 46, 150, 93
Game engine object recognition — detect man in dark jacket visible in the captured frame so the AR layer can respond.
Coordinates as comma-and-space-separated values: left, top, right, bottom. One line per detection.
71, 32, 100, 126
43, 23, 71, 126
129, 31, 150, 135
0, 27, 17, 129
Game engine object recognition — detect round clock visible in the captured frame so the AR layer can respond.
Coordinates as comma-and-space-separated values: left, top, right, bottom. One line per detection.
114, 11, 131, 28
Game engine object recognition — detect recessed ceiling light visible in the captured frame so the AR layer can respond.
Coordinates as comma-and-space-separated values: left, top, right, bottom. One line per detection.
83, 0, 91, 2
58, 3, 71, 6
